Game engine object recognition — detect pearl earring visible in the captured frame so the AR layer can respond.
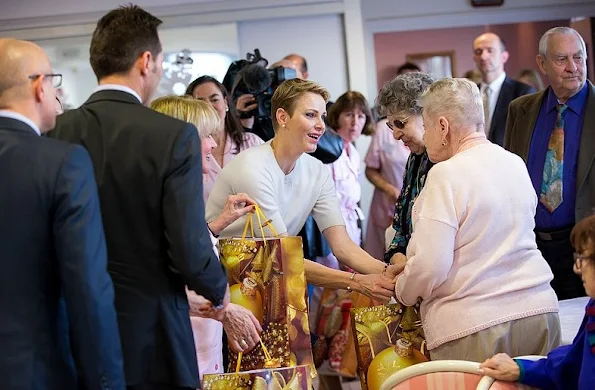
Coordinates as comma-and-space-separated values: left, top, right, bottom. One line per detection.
442, 140, 447, 146
225, 107, 229, 112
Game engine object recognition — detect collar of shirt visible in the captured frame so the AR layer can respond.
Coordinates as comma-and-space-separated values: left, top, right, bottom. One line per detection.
0, 110, 41, 135
94, 84, 143, 104
481, 71, 507, 97
546, 82, 589, 115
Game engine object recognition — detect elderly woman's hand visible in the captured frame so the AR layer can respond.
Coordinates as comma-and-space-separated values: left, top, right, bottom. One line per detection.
479, 353, 521, 381
208, 193, 256, 236
220, 303, 263, 353
385, 253, 407, 279
187, 290, 214, 317
354, 274, 395, 303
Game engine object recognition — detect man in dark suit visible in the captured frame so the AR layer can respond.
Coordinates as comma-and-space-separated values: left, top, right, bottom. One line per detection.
0, 39, 125, 390
505, 27, 594, 300
473, 32, 535, 146
50, 6, 230, 390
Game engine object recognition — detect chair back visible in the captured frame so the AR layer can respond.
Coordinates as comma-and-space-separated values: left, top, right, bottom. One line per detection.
380, 360, 482, 390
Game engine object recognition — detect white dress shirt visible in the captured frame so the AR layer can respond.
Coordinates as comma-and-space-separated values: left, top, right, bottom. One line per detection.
0, 110, 41, 135
480, 72, 506, 126
94, 84, 142, 104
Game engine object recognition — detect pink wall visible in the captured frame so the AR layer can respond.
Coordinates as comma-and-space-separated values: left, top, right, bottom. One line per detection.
374, 20, 568, 91
571, 18, 594, 81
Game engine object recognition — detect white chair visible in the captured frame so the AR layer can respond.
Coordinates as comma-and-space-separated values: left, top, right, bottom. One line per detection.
379, 360, 483, 390
476, 355, 545, 390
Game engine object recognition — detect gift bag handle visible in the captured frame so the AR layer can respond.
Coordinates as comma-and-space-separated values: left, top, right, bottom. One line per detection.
235, 339, 276, 374
241, 204, 279, 242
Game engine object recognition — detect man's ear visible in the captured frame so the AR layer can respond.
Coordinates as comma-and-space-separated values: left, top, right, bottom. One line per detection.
501, 50, 510, 65
536, 54, 547, 76
138, 51, 153, 76
33, 77, 45, 103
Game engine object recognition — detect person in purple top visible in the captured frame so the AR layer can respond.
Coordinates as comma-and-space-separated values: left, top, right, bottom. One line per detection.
480, 214, 595, 390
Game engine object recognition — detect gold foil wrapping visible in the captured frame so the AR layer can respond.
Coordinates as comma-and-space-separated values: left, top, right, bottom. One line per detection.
203, 365, 312, 390
351, 304, 428, 390
219, 236, 314, 374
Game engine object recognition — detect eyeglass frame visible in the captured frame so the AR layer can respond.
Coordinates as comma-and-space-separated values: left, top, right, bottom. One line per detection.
28, 73, 63, 88
386, 115, 413, 131
573, 252, 593, 272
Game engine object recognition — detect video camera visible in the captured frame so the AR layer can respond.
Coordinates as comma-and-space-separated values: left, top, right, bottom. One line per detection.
222, 49, 297, 140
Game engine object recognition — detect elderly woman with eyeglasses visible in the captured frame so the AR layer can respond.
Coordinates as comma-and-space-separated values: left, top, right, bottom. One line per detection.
375, 72, 435, 268
395, 78, 560, 362
481, 214, 595, 390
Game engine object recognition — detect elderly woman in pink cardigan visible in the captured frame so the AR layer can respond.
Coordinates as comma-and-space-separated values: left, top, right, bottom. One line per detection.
393, 78, 561, 362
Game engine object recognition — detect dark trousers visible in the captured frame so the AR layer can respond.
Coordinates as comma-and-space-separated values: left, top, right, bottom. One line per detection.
536, 229, 585, 300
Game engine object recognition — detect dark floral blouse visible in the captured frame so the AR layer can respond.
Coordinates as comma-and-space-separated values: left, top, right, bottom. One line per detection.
384, 150, 434, 263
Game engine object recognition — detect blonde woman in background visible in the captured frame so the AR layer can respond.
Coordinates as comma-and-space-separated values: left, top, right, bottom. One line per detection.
151, 95, 262, 377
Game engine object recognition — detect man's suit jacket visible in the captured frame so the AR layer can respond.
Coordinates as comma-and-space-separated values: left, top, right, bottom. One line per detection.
50, 90, 228, 387
487, 77, 535, 146
0, 117, 125, 390
504, 81, 595, 223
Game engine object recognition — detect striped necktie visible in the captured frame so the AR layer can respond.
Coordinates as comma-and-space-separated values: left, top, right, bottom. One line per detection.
540, 103, 567, 212
482, 86, 492, 135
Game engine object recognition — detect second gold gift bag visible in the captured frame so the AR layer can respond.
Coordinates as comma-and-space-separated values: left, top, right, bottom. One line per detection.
218, 206, 314, 372
351, 303, 429, 390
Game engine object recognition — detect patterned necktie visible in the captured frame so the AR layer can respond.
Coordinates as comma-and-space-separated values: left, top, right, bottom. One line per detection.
540, 103, 567, 212
482, 86, 491, 135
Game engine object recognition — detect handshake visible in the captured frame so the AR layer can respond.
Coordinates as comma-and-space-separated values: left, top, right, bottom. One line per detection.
351, 253, 407, 303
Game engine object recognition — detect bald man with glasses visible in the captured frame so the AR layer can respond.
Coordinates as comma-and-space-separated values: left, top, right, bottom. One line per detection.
0, 38, 125, 390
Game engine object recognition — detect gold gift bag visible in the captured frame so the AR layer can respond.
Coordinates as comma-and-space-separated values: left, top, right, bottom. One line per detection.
218, 206, 314, 373
313, 289, 377, 377
202, 364, 312, 390
351, 304, 429, 390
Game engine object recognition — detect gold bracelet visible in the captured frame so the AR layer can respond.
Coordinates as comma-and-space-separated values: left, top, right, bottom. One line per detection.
346, 272, 356, 293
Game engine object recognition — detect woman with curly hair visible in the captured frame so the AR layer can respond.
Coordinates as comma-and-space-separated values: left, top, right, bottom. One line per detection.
376, 72, 435, 267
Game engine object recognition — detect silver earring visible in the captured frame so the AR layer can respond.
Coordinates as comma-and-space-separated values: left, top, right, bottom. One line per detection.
225, 107, 229, 112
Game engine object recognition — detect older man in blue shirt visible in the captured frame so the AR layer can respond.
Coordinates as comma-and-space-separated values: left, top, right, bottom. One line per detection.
505, 27, 595, 300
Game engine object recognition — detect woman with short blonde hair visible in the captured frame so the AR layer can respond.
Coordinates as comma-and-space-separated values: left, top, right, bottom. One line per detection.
207, 78, 401, 303
395, 78, 560, 362
151, 95, 220, 138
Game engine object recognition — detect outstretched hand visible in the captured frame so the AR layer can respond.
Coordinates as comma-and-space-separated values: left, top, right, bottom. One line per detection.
354, 273, 395, 303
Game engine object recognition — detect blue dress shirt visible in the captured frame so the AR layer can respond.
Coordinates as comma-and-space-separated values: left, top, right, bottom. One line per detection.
528, 83, 589, 230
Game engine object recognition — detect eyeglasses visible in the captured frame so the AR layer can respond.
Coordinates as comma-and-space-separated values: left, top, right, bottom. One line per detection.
386, 115, 412, 131
28, 73, 63, 88
573, 252, 592, 272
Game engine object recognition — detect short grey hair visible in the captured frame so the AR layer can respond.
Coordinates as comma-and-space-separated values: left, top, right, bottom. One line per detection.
375, 72, 435, 117
419, 78, 484, 132
539, 27, 587, 57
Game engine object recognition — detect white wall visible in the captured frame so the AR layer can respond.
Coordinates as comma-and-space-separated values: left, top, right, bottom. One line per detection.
238, 14, 348, 101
